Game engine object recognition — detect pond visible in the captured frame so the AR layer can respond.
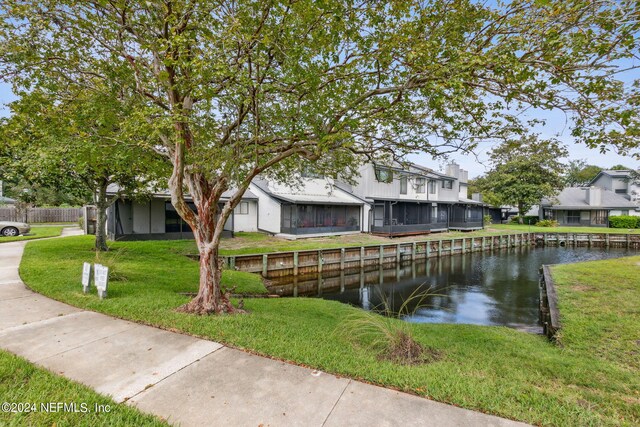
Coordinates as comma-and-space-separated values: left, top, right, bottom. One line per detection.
267, 246, 637, 332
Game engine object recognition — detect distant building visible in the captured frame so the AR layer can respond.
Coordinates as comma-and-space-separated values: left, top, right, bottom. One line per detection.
589, 169, 640, 208
540, 187, 638, 227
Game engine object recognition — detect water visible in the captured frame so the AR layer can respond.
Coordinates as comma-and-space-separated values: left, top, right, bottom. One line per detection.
267, 246, 637, 331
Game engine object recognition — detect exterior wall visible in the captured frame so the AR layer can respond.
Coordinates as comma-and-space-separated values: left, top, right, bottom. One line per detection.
351, 163, 459, 202
132, 202, 151, 234
150, 199, 166, 233
233, 200, 258, 232
250, 183, 281, 234
591, 174, 613, 190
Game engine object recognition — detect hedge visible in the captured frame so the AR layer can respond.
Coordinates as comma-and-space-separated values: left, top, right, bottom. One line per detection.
609, 215, 640, 229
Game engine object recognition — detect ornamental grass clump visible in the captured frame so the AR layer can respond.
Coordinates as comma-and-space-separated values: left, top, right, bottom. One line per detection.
94, 248, 129, 282
335, 285, 443, 365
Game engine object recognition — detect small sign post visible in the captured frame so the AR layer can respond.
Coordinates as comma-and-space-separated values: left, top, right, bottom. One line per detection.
94, 263, 109, 299
81, 262, 92, 294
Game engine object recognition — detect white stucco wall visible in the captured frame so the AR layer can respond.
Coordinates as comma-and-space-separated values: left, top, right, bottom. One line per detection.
233, 200, 258, 232
250, 183, 281, 234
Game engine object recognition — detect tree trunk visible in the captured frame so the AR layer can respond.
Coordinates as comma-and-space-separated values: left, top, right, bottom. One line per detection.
94, 183, 109, 252
177, 225, 240, 315
518, 202, 525, 224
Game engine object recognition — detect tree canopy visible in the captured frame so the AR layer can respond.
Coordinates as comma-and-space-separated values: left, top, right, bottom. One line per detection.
481, 135, 568, 221
1, 0, 638, 313
564, 160, 602, 187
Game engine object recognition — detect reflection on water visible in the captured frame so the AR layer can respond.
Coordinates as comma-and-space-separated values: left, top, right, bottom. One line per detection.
268, 246, 637, 330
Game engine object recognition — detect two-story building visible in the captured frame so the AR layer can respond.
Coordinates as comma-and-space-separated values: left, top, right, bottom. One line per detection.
347, 162, 483, 236
588, 169, 640, 212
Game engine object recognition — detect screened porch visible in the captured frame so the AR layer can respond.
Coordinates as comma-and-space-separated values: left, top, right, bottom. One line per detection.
280, 204, 361, 235
370, 201, 448, 236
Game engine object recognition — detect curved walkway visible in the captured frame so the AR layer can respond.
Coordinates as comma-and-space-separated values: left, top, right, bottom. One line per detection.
0, 233, 528, 427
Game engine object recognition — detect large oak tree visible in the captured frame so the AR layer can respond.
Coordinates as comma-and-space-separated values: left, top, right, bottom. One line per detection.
1, 0, 638, 314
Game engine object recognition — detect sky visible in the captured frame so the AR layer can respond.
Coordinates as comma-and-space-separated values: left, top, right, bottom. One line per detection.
409, 107, 640, 178
2, 80, 639, 179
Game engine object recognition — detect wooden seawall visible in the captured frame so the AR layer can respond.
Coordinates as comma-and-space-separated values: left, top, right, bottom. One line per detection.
539, 265, 561, 340
225, 233, 534, 278
224, 232, 640, 278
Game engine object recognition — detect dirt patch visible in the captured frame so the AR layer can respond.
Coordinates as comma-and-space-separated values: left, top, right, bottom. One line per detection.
378, 332, 442, 366
570, 285, 595, 292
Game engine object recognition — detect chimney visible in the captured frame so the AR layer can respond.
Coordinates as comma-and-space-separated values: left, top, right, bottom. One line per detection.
586, 186, 602, 206
445, 162, 460, 179
460, 169, 468, 184
472, 193, 483, 203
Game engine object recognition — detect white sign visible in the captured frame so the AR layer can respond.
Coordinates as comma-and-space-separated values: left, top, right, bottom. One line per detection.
94, 263, 109, 299
82, 262, 92, 293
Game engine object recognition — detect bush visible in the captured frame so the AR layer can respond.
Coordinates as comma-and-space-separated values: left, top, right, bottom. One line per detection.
609, 215, 640, 229
77, 216, 84, 229
483, 214, 492, 226
537, 219, 558, 227
509, 215, 539, 225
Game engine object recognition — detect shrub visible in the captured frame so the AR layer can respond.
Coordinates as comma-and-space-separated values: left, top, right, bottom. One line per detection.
537, 219, 558, 227
510, 215, 539, 225
77, 216, 84, 229
483, 214, 492, 226
609, 215, 640, 229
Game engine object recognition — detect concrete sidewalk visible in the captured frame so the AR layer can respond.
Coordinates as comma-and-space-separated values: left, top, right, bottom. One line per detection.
0, 237, 529, 427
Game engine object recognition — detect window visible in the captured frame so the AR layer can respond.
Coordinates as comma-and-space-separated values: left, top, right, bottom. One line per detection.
236, 201, 249, 215
374, 166, 393, 183
566, 211, 581, 224
442, 180, 453, 190
615, 189, 627, 194
428, 180, 437, 194
416, 178, 425, 193
400, 175, 407, 194
165, 202, 197, 233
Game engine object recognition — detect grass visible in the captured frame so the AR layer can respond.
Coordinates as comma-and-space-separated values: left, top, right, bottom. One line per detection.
0, 225, 67, 243
492, 223, 640, 234
219, 227, 520, 255
218, 225, 640, 256
0, 350, 167, 426
19, 236, 640, 426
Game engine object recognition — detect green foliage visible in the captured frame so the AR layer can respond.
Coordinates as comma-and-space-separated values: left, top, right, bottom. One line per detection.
483, 214, 492, 226
536, 219, 558, 227
564, 160, 602, 187
608, 215, 640, 229
483, 135, 567, 217
510, 215, 539, 225
3, 0, 639, 305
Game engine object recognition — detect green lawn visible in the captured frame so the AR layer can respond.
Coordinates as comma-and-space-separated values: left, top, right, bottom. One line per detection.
219, 228, 522, 256
217, 225, 640, 256
0, 225, 67, 243
19, 236, 640, 426
492, 223, 640, 234
0, 350, 167, 426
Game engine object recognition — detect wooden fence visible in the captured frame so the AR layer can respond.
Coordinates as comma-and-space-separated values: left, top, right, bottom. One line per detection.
0, 207, 82, 223
225, 233, 535, 278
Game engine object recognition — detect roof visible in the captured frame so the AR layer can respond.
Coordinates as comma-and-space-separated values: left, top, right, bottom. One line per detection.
0, 196, 16, 204
541, 187, 638, 210
253, 177, 364, 206
588, 169, 634, 186
106, 184, 258, 201
458, 197, 483, 205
